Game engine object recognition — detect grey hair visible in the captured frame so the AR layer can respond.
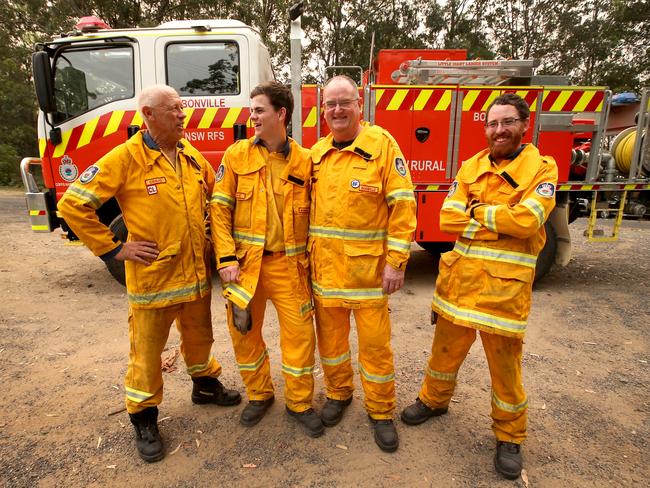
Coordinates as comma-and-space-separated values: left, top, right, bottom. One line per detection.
137, 85, 179, 115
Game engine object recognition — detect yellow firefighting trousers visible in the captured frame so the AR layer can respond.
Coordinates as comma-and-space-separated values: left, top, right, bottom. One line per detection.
227, 254, 316, 412
315, 302, 395, 419
124, 293, 223, 414
418, 316, 528, 443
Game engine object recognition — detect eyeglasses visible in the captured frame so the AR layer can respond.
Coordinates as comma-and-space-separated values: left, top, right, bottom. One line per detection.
485, 118, 521, 129
323, 98, 359, 110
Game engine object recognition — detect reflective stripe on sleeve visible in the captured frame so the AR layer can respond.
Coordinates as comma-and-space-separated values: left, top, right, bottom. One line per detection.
386, 189, 416, 206
453, 241, 537, 268
387, 236, 411, 252
461, 218, 481, 239
520, 198, 545, 227
67, 185, 103, 209
226, 283, 254, 304
210, 192, 235, 208
484, 205, 498, 232
233, 231, 265, 246
442, 200, 467, 213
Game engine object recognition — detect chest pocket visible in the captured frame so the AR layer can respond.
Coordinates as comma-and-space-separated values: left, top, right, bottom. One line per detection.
496, 181, 522, 206
234, 175, 255, 229
346, 161, 383, 229
291, 182, 310, 242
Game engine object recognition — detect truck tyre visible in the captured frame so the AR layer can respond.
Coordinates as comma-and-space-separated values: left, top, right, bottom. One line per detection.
535, 221, 557, 283
105, 215, 127, 286
418, 241, 454, 255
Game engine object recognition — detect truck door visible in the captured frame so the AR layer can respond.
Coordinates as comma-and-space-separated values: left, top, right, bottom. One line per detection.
155, 35, 252, 166
47, 41, 141, 202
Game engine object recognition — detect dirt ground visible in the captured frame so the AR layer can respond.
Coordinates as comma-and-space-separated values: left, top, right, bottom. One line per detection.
0, 187, 648, 488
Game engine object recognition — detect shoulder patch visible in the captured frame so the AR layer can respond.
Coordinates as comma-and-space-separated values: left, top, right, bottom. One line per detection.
535, 182, 555, 198
215, 164, 225, 182
394, 157, 407, 177
79, 166, 100, 184
447, 181, 458, 198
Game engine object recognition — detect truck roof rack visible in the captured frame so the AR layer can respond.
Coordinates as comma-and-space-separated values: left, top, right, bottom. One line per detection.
392, 58, 540, 86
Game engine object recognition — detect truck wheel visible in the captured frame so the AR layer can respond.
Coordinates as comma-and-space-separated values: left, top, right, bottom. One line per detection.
535, 221, 557, 283
105, 215, 127, 286
418, 241, 454, 255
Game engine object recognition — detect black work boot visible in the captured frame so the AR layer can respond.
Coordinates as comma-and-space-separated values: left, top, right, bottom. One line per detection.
494, 441, 523, 479
321, 397, 353, 427
286, 407, 325, 438
370, 417, 399, 453
129, 407, 164, 463
191, 376, 242, 406
400, 398, 448, 425
240, 397, 275, 426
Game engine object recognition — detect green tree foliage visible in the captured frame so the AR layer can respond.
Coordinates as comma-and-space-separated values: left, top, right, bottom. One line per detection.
1, 0, 648, 185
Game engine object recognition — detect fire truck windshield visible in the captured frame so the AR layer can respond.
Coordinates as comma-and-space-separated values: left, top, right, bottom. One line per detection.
52, 46, 134, 123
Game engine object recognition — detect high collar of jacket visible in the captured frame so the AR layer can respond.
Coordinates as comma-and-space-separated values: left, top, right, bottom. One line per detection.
230, 137, 308, 184
311, 123, 383, 164
460, 144, 542, 190
126, 130, 187, 170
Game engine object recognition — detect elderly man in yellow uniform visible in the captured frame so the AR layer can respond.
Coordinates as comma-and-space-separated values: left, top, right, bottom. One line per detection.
210, 81, 322, 437
309, 75, 417, 452
58, 85, 241, 463
401, 93, 558, 479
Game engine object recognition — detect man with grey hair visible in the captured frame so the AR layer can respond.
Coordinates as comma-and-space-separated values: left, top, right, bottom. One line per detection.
58, 84, 240, 463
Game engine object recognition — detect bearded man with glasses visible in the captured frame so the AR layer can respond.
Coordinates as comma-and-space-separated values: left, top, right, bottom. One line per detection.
308, 75, 417, 452
401, 93, 558, 480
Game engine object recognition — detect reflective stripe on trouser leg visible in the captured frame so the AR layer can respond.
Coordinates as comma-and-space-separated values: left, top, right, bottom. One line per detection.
227, 280, 274, 401
419, 316, 476, 410
354, 306, 395, 419
314, 302, 354, 401
175, 293, 223, 378
480, 331, 528, 443
125, 305, 176, 414
264, 254, 316, 412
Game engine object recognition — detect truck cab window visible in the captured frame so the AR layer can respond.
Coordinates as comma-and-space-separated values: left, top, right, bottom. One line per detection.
52, 46, 134, 124
166, 42, 240, 96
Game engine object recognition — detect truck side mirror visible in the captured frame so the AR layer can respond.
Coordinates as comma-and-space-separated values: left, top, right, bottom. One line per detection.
32, 51, 57, 114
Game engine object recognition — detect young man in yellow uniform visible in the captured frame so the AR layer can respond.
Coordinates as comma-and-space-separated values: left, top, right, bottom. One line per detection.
58, 85, 241, 463
211, 81, 322, 437
309, 76, 417, 452
401, 93, 558, 479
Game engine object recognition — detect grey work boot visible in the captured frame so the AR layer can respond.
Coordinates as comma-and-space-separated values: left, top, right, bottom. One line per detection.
129, 406, 164, 463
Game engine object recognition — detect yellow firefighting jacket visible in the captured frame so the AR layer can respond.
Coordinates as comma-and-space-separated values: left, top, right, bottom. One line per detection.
432, 144, 558, 338
210, 137, 313, 315
309, 124, 417, 308
58, 131, 214, 309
